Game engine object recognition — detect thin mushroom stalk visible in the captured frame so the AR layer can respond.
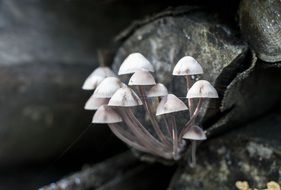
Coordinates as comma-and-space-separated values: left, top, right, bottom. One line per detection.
185, 74, 198, 167
138, 86, 171, 147
84, 53, 218, 162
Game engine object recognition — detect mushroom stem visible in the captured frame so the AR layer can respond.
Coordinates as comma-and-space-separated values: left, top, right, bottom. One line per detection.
126, 108, 169, 150
108, 123, 148, 152
179, 98, 204, 139
190, 141, 197, 168
108, 123, 171, 158
163, 115, 173, 141
117, 107, 171, 158
185, 75, 194, 114
138, 86, 171, 147
184, 96, 204, 167
170, 115, 179, 160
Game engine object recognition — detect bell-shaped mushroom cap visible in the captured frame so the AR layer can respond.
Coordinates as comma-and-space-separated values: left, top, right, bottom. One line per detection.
118, 53, 154, 75
92, 105, 122, 123
93, 77, 124, 98
84, 95, 109, 110
128, 70, 156, 86
182, 125, 207, 140
108, 86, 143, 107
82, 67, 116, 90
186, 80, 218, 98
172, 56, 203, 76
82, 76, 104, 90
156, 94, 188, 116
147, 83, 168, 97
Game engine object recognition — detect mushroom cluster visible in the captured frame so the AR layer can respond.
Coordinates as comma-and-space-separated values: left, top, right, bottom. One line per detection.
83, 53, 218, 163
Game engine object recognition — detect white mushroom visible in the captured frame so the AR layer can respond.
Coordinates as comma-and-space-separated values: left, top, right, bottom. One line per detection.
84, 95, 109, 110
92, 105, 122, 123
186, 80, 218, 98
147, 83, 168, 97
93, 77, 125, 98
182, 125, 207, 140
128, 70, 156, 86
118, 53, 154, 75
108, 86, 143, 107
82, 66, 116, 90
172, 56, 203, 76
156, 94, 188, 116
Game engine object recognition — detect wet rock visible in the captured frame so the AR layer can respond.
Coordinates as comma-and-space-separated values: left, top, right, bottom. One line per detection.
207, 57, 281, 137
239, 0, 281, 62
168, 110, 281, 190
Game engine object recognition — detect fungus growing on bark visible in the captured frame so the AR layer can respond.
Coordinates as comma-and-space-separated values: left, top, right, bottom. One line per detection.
84, 95, 109, 110
187, 80, 219, 98
108, 86, 142, 107
93, 77, 124, 98
82, 66, 116, 90
182, 125, 206, 140
146, 83, 168, 97
156, 94, 188, 116
128, 70, 156, 86
84, 52, 218, 162
118, 52, 154, 75
92, 105, 122, 124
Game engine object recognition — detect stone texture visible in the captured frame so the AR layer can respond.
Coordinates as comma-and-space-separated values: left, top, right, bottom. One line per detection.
168, 110, 281, 190
239, 0, 281, 62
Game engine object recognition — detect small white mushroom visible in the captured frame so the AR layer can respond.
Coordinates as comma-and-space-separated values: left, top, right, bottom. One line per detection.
128, 70, 156, 86
147, 83, 168, 97
186, 80, 218, 98
182, 125, 207, 140
108, 86, 143, 107
92, 105, 122, 123
82, 66, 116, 90
93, 77, 124, 98
156, 94, 188, 116
118, 53, 154, 75
84, 95, 109, 110
172, 56, 203, 76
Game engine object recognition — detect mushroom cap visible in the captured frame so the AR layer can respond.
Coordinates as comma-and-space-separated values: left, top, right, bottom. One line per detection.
92, 105, 122, 124
172, 56, 203, 76
93, 77, 124, 98
82, 76, 104, 90
128, 70, 156, 86
156, 94, 188, 116
84, 95, 109, 110
147, 83, 168, 97
82, 67, 116, 90
108, 86, 143, 107
182, 125, 207, 140
118, 53, 154, 75
186, 80, 218, 98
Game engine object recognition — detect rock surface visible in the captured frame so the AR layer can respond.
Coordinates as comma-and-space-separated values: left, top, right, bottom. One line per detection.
169, 110, 281, 190
239, 0, 281, 62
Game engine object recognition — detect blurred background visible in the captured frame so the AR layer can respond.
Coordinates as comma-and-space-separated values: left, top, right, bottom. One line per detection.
0, 0, 242, 189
